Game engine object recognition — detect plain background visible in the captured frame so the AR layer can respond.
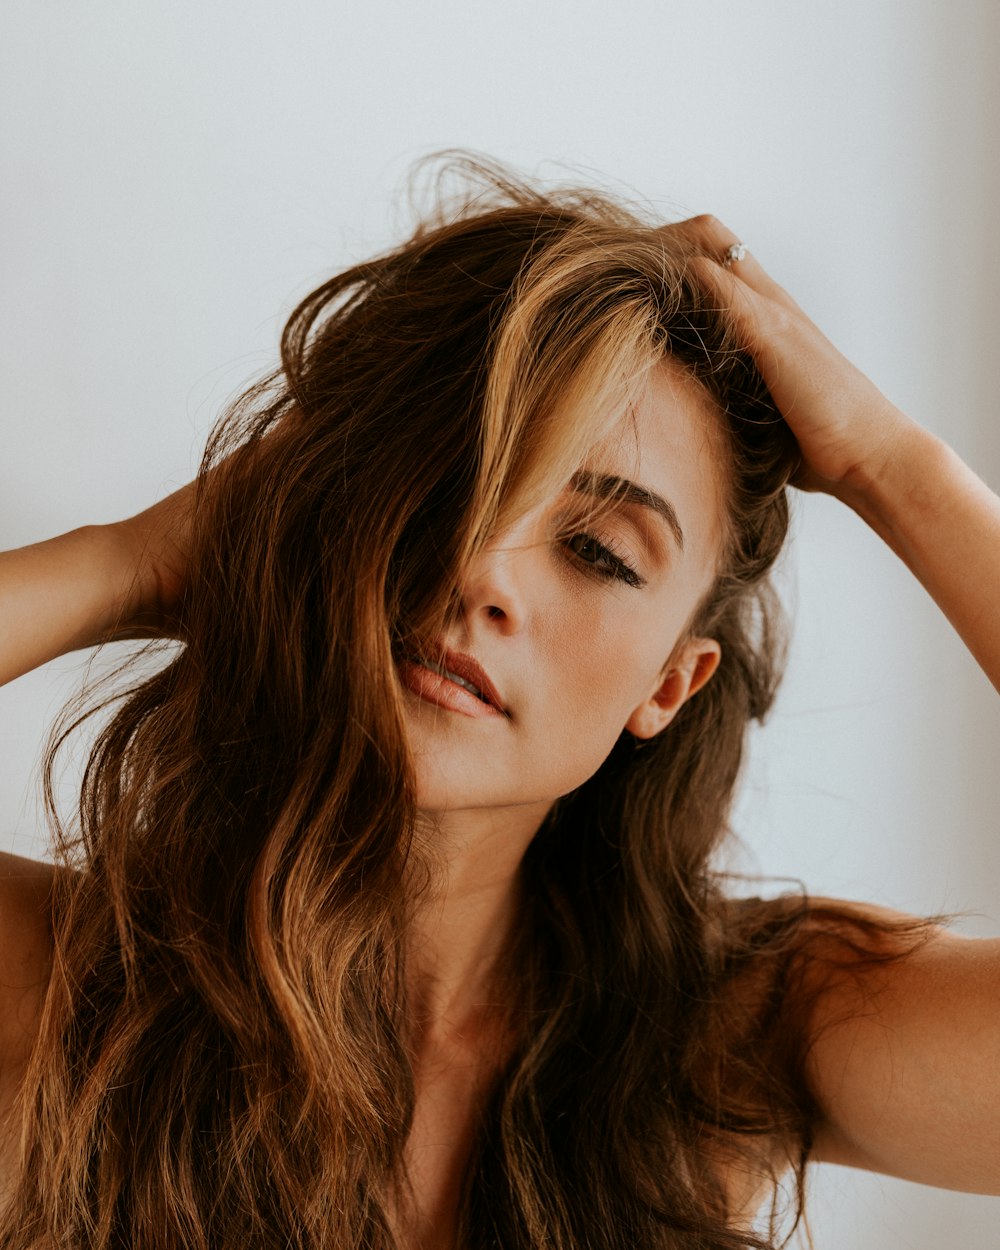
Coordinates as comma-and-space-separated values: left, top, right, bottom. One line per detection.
2, 1, 999, 1245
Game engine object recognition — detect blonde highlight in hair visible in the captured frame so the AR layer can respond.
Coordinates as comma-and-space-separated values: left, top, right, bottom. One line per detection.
3, 153, 932, 1250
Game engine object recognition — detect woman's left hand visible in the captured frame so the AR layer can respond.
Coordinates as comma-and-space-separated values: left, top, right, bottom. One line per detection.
667, 215, 918, 504
668, 215, 1000, 701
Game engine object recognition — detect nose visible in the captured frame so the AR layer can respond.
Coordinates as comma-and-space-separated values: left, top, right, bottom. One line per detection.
457, 520, 541, 636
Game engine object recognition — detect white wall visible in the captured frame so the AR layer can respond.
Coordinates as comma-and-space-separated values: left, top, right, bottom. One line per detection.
2, 2, 998, 1245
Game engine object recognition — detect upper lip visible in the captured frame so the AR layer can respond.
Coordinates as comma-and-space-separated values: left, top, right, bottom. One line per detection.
412, 643, 506, 714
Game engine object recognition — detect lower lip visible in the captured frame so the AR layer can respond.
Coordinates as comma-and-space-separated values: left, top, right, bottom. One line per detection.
398, 660, 505, 719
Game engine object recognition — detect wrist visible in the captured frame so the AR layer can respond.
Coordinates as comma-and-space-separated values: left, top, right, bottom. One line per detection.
91, 519, 170, 643
835, 423, 963, 553
61, 523, 141, 648
832, 415, 945, 520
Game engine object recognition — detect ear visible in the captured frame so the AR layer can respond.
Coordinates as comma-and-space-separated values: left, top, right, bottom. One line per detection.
624, 637, 722, 741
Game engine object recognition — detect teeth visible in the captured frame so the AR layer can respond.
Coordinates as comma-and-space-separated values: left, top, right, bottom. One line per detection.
420, 658, 486, 702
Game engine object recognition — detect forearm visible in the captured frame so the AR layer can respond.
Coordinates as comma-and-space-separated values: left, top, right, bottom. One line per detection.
843, 423, 1000, 695
0, 525, 130, 687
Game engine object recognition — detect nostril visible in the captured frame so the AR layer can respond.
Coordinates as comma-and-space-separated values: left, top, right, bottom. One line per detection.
487, 606, 504, 619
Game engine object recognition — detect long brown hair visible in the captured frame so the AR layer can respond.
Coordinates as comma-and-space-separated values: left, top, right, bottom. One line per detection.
5, 154, 930, 1248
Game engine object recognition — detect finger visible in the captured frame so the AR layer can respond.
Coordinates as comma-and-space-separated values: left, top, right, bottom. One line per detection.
684, 253, 812, 414
660, 215, 800, 312
684, 253, 767, 342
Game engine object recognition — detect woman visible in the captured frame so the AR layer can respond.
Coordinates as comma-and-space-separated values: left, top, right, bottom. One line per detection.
0, 156, 997, 1249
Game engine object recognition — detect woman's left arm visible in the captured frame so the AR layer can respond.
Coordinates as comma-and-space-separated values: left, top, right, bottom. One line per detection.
838, 425, 1000, 696
683, 215, 1000, 695
680, 217, 1000, 1194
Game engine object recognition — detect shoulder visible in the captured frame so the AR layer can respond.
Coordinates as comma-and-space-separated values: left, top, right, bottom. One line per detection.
800, 897, 1000, 1194
0, 851, 57, 1070
700, 893, 1000, 1212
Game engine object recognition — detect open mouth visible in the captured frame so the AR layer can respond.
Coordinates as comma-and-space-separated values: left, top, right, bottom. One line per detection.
414, 655, 489, 703
396, 655, 506, 719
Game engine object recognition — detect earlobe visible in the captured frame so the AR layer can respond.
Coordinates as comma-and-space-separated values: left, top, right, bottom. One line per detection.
624, 637, 721, 741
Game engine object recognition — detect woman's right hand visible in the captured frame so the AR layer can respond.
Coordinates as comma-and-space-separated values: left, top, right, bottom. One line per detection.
101, 480, 197, 643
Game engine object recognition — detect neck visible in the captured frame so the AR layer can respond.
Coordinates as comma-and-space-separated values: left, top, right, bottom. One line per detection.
404, 799, 550, 1050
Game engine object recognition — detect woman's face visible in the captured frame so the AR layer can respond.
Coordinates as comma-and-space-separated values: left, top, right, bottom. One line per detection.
398, 360, 728, 828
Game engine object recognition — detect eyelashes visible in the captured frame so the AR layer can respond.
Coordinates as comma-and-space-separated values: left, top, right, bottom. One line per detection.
561, 529, 646, 589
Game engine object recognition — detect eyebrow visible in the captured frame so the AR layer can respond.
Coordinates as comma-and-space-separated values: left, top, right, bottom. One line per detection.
569, 470, 685, 552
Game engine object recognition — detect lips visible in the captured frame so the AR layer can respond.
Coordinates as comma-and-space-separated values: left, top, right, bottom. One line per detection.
409, 643, 506, 714
419, 656, 486, 702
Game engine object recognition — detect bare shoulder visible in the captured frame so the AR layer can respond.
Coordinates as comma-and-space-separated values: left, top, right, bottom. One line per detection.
700, 893, 1000, 1210
0, 851, 57, 1067
800, 896, 1000, 1195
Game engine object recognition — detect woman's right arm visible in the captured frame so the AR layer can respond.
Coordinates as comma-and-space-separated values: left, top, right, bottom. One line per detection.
0, 482, 194, 688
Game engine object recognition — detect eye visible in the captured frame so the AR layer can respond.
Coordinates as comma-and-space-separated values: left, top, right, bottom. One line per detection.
563, 530, 645, 588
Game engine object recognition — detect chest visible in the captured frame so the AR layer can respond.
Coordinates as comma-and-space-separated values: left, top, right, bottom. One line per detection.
389, 1063, 780, 1250
388, 1036, 501, 1250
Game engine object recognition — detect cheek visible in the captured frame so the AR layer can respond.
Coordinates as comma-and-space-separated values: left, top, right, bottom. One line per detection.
551, 602, 679, 722
530, 639, 650, 783
556, 656, 637, 729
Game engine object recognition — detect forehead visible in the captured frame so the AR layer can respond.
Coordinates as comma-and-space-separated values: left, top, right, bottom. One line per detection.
586, 360, 729, 571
